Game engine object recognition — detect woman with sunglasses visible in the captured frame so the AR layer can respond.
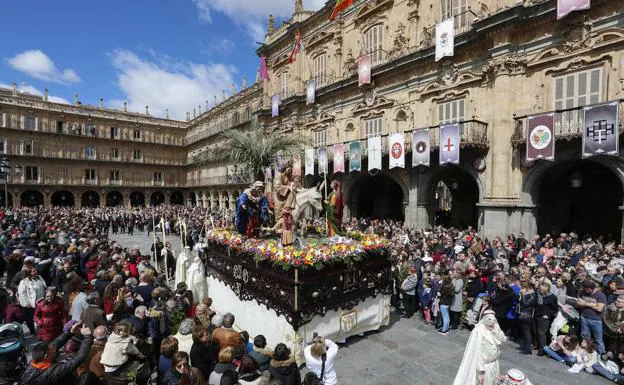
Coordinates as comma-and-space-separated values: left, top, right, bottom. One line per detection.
163, 351, 206, 385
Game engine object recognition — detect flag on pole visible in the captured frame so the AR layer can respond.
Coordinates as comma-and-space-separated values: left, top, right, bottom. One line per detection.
333, 143, 345, 173
289, 30, 305, 64
349, 141, 361, 172
412, 129, 430, 167
388, 133, 405, 169
435, 17, 455, 62
259, 56, 270, 81
526, 113, 555, 162
582, 102, 619, 158
368, 136, 382, 171
305, 148, 315, 175
557, 0, 590, 20
330, 0, 354, 21
358, 53, 372, 87
271, 95, 279, 117
439, 123, 460, 165
306, 79, 316, 105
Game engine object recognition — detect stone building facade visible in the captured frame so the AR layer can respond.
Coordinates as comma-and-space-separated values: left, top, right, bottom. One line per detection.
1, 0, 624, 241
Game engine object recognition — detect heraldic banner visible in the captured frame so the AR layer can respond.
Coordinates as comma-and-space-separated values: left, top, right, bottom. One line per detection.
306, 79, 316, 105
349, 141, 361, 172
557, 0, 590, 20
435, 17, 454, 62
526, 113, 555, 162
271, 95, 279, 117
412, 129, 430, 167
583, 102, 619, 158
318, 147, 329, 174
358, 53, 372, 87
439, 124, 460, 165
388, 133, 405, 169
305, 148, 315, 175
333, 143, 345, 173
368, 136, 382, 171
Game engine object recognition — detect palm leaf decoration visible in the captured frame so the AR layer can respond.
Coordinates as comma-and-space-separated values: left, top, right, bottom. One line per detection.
194, 125, 309, 181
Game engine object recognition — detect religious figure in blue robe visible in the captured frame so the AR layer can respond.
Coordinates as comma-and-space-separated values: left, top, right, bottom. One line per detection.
236, 181, 269, 238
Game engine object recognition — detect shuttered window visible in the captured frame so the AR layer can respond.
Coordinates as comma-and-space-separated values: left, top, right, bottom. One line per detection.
365, 117, 383, 138
364, 25, 383, 65
438, 99, 465, 124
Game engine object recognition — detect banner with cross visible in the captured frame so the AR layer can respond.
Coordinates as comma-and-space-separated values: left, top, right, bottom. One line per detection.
582, 102, 619, 158
439, 123, 460, 165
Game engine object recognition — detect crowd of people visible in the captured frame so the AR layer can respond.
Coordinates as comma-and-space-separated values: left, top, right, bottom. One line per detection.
1, 204, 624, 384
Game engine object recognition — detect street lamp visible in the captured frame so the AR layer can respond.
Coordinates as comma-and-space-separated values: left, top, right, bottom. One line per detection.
0, 155, 9, 212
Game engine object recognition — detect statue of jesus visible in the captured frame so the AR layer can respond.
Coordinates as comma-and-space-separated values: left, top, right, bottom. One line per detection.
273, 162, 298, 245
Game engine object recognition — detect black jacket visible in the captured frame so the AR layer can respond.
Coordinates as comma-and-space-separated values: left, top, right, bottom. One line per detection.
490, 287, 514, 320
517, 292, 537, 319
534, 293, 558, 318
465, 278, 484, 299
21, 333, 93, 385
190, 341, 215, 379
269, 358, 301, 385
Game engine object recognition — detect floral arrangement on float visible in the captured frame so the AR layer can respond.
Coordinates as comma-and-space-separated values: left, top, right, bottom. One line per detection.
205, 228, 388, 271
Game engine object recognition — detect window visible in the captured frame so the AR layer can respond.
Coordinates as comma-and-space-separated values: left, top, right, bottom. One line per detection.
85, 146, 96, 159
85, 124, 96, 136
85, 169, 96, 180
365, 117, 383, 138
364, 25, 384, 65
57, 121, 68, 134
554, 68, 603, 109
109, 170, 120, 181
110, 148, 120, 160
25, 166, 38, 181
441, 0, 470, 30
0, 138, 6, 154
244, 106, 252, 121
313, 54, 327, 86
314, 129, 327, 147
153, 172, 163, 183
23, 117, 37, 130
232, 111, 240, 126
133, 150, 142, 160
133, 129, 142, 140
21, 139, 33, 155
110, 126, 119, 139
279, 72, 290, 100
438, 99, 465, 124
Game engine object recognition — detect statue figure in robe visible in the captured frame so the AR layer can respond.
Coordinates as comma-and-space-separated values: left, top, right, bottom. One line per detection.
326, 180, 343, 237
273, 162, 298, 245
235, 181, 269, 238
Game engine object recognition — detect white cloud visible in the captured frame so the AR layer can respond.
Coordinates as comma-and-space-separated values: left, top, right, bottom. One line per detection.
0, 82, 70, 104
109, 49, 237, 120
193, 0, 326, 41
6, 50, 81, 84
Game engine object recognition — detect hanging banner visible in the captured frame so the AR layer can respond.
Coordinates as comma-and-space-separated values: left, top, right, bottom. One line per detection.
435, 17, 455, 62
367, 136, 382, 171
439, 123, 460, 165
305, 148, 315, 175
583, 102, 619, 158
271, 95, 279, 117
557, 0, 590, 20
358, 53, 372, 87
526, 113, 555, 162
412, 129, 430, 167
293, 155, 302, 177
318, 147, 328, 174
333, 143, 345, 173
388, 133, 405, 169
349, 141, 361, 172
306, 79, 316, 105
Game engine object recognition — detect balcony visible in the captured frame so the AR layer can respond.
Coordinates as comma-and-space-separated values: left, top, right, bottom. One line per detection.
511, 101, 624, 144
186, 174, 252, 187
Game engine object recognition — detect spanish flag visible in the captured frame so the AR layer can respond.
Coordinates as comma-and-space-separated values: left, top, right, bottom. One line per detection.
330, 0, 354, 20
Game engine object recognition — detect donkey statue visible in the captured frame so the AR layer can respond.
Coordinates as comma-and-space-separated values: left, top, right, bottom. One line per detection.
292, 180, 325, 226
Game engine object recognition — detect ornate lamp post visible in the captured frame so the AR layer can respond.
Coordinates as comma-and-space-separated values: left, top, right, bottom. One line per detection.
0, 155, 10, 212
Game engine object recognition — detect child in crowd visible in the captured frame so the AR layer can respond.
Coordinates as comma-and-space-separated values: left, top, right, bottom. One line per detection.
100, 321, 146, 372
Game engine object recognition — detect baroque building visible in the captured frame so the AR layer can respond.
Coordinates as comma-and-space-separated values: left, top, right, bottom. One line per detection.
1, 0, 623, 241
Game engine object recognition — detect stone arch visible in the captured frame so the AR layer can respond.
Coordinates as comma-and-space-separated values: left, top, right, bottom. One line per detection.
393, 109, 409, 133
129, 191, 146, 207
106, 191, 124, 207
151, 191, 165, 206
344, 172, 408, 221
81, 190, 100, 208
170, 190, 184, 205
51, 190, 75, 207
21, 190, 44, 207
0, 190, 13, 209
189, 191, 197, 206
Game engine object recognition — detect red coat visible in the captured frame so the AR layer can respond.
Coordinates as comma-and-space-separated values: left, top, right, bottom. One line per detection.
126, 261, 139, 278
85, 259, 100, 282
34, 297, 66, 342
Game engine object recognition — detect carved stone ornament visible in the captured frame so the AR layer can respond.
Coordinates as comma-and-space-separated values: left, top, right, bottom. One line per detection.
343, 49, 358, 76
560, 17, 593, 53
420, 26, 433, 49
388, 23, 409, 60
483, 54, 528, 81
352, 94, 394, 115
440, 60, 459, 85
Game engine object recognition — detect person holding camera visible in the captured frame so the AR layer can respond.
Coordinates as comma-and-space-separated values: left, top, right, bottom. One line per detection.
304, 335, 338, 385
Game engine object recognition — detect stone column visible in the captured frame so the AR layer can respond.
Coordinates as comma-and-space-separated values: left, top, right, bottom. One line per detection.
229, 191, 236, 212
211, 192, 218, 209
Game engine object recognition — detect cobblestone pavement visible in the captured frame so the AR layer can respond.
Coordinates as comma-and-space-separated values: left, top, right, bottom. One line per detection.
111, 232, 611, 385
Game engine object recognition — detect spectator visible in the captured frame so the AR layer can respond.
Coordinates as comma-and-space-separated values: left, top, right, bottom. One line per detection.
517, 281, 536, 355
543, 334, 579, 365
160, 336, 179, 379
174, 318, 195, 359
534, 282, 558, 356
80, 292, 106, 330
238, 355, 264, 384
304, 336, 338, 385
191, 324, 216, 379
76, 325, 107, 381
163, 351, 204, 385
268, 343, 300, 385
213, 313, 244, 351
577, 279, 608, 354
248, 335, 273, 372
209, 347, 237, 385
17, 267, 47, 335
450, 270, 464, 329
438, 274, 454, 335
34, 287, 66, 342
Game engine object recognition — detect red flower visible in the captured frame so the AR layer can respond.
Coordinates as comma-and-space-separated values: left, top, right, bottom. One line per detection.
295, 259, 301, 266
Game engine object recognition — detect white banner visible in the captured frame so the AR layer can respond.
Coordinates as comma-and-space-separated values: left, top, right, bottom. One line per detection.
367, 136, 382, 171
388, 133, 405, 169
305, 148, 315, 176
435, 17, 455, 62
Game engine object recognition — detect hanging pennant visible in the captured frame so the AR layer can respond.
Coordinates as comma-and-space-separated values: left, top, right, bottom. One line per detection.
388, 133, 405, 169
367, 136, 382, 171
271, 95, 279, 117
358, 53, 372, 87
306, 79, 316, 105
305, 148, 315, 175
557, 0, 590, 20
435, 17, 455, 62
526, 113, 555, 162
582, 102, 619, 158
333, 143, 345, 173
318, 147, 328, 174
412, 129, 430, 167
349, 141, 361, 172
439, 123, 460, 165
293, 155, 302, 177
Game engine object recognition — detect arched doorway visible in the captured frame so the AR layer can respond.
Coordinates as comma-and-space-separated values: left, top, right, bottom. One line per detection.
429, 166, 480, 229
81, 191, 100, 208
151, 191, 165, 206
190, 192, 197, 207
51, 190, 75, 207
170, 191, 184, 205
353, 175, 405, 220
536, 160, 623, 242
21, 190, 44, 207
106, 191, 124, 207
130, 191, 145, 207
0, 191, 13, 209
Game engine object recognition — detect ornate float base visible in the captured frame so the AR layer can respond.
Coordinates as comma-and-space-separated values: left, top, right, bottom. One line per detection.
207, 276, 391, 364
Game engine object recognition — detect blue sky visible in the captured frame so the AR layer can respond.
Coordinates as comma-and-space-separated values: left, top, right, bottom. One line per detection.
0, 0, 324, 120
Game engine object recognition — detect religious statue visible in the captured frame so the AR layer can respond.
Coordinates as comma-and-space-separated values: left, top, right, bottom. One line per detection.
273, 162, 298, 245
326, 180, 343, 236
235, 181, 270, 238
452, 309, 507, 385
